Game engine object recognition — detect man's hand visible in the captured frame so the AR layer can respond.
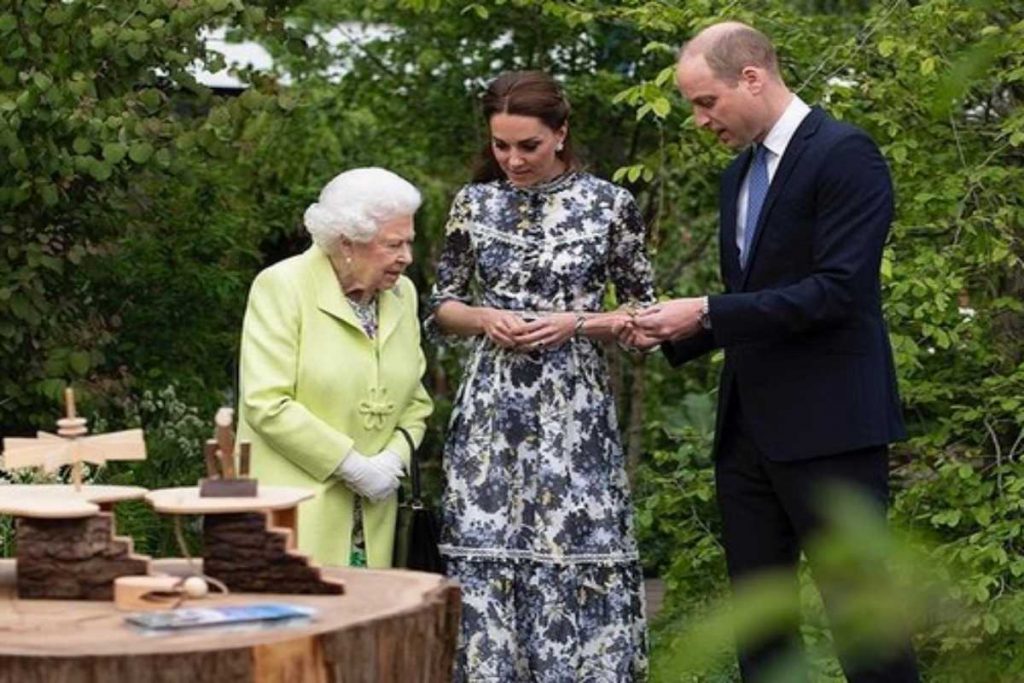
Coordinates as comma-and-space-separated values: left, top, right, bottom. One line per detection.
616, 325, 662, 351
632, 298, 705, 342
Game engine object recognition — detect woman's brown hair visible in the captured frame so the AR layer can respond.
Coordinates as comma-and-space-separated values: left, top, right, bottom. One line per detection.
472, 71, 580, 183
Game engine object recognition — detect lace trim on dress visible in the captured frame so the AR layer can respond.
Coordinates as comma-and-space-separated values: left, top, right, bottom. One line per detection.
500, 169, 578, 195
439, 544, 640, 565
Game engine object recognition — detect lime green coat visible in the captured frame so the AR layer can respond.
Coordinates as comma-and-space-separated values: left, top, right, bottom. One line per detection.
237, 245, 433, 568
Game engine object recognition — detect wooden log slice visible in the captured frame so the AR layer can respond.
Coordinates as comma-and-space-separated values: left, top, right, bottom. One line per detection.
0, 558, 461, 683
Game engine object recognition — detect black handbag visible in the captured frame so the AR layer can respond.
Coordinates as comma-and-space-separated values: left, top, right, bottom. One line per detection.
392, 427, 445, 573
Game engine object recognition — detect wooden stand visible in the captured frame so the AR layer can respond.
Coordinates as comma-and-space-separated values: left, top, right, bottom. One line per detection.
0, 485, 151, 600
146, 486, 343, 595
204, 512, 343, 594
0, 558, 460, 683
16, 513, 150, 600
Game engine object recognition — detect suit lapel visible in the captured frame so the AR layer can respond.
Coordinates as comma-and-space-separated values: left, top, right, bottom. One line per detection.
740, 108, 826, 290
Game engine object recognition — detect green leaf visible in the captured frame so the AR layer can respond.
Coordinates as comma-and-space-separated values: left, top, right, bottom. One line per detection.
68, 351, 91, 376
72, 137, 91, 154
90, 160, 113, 181
651, 97, 671, 119
126, 43, 148, 61
90, 27, 109, 48
103, 142, 128, 164
39, 184, 58, 207
32, 72, 52, 91
461, 4, 489, 19
43, 7, 67, 25
7, 147, 28, 170
129, 142, 154, 163
139, 88, 162, 111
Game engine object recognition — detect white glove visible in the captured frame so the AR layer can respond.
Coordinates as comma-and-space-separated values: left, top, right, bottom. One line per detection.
334, 449, 400, 501
374, 449, 406, 479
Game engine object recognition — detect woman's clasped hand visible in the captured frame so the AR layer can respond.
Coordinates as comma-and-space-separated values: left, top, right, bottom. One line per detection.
478, 307, 638, 351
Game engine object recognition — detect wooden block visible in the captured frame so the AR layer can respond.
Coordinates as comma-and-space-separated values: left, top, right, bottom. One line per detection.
270, 506, 298, 549
239, 442, 251, 477
199, 478, 258, 498
16, 513, 151, 600
114, 575, 181, 611
202, 512, 344, 595
203, 440, 220, 478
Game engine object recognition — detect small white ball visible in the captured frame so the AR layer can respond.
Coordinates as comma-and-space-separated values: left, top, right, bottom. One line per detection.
182, 576, 209, 598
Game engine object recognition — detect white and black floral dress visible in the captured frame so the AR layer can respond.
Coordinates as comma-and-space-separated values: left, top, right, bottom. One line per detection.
428, 171, 654, 682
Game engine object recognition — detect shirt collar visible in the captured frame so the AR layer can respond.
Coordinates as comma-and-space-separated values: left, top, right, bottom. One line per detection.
760, 94, 811, 159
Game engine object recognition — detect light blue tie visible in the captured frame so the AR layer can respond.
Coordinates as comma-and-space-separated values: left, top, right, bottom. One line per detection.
741, 145, 770, 268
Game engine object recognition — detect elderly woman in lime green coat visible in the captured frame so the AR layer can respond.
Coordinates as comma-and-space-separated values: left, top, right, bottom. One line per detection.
238, 167, 433, 568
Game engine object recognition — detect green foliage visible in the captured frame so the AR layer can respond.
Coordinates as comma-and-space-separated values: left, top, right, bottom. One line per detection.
0, 0, 299, 430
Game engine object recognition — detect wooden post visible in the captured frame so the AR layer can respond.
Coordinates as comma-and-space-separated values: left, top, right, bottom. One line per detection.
204, 440, 220, 478
239, 442, 251, 477
214, 407, 236, 478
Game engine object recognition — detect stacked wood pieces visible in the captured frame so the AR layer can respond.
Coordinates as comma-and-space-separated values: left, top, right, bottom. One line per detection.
203, 512, 344, 595
16, 512, 149, 600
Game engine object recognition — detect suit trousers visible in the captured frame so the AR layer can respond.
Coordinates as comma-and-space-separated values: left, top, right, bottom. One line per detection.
715, 394, 920, 683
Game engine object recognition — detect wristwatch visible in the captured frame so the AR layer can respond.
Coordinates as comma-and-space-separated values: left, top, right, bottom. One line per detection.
698, 296, 712, 330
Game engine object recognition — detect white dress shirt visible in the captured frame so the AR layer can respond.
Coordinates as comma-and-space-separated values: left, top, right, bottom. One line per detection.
735, 95, 812, 259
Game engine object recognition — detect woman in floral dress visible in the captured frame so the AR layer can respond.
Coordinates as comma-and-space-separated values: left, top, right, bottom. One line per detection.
429, 71, 654, 681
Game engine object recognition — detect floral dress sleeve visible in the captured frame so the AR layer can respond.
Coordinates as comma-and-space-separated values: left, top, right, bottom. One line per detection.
608, 188, 656, 308
425, 186, 475, 340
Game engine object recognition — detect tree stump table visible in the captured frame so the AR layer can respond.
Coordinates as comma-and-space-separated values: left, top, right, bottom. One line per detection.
0, 558, 460, 682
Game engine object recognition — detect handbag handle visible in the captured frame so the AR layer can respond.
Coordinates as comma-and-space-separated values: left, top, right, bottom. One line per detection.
395, 427, 423, 504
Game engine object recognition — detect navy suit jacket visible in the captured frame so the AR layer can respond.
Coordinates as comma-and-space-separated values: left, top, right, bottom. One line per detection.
665, 107, 906, 461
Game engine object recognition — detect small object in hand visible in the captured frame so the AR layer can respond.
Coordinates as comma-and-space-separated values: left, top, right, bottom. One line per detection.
573, 314, 587, 337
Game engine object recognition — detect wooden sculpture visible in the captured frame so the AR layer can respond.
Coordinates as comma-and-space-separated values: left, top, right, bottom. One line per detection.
145, 409, 344, 595
2, 387, 145, 490
0, 387, 150, 599
199, 407, 257, 498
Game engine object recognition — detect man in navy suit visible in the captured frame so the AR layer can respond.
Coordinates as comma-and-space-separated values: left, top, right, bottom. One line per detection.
626, 21, 920, 682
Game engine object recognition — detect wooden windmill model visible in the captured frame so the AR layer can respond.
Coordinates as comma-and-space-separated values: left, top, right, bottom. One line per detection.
0, 386, 151, 600
2, 387, 145, 489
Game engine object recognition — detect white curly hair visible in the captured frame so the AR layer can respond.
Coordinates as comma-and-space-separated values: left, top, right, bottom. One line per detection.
303, 167, 422, 248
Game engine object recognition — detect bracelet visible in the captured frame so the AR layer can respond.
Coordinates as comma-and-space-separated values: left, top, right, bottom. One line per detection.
573, 314, 587, 337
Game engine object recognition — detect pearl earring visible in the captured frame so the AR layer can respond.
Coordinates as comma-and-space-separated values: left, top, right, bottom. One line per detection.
556, 141, 564, 152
